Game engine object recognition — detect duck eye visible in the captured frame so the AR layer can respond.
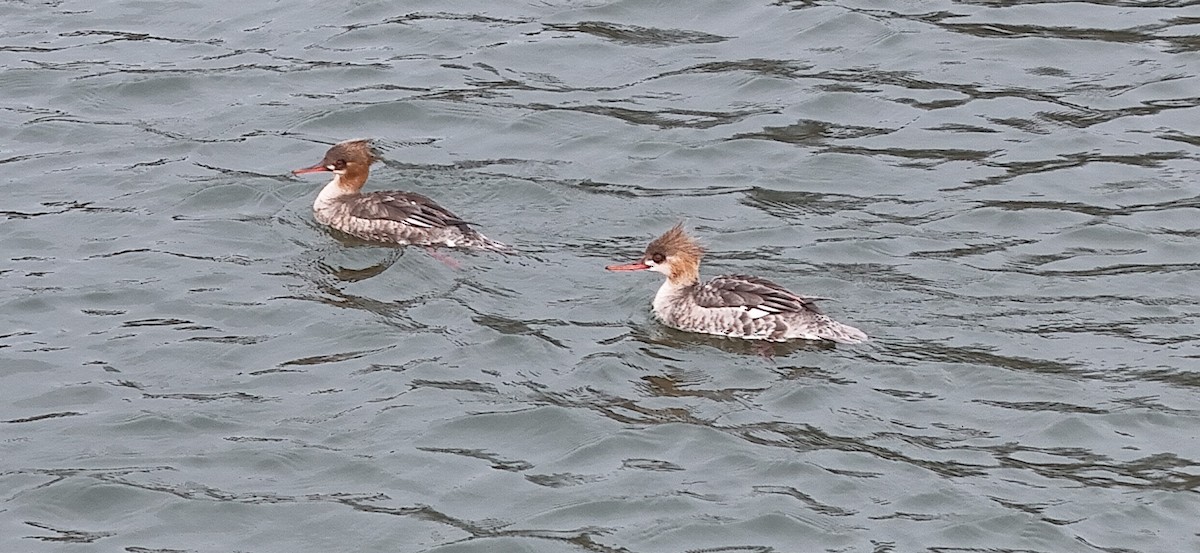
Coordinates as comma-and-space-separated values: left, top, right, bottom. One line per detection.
651, 252, 666, 263
335, 159, 347, 169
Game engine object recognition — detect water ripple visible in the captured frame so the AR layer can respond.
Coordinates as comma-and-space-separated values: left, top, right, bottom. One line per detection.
2, 1, 1197, 552
545, 21, 731, 47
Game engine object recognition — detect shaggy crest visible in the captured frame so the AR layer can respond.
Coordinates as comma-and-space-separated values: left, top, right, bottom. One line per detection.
322, 139, 376, 166
645, 223, 704, 284
646, 223, 704, 261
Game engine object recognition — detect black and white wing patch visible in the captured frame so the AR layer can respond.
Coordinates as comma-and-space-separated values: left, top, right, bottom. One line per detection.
346, 191, 471, 230
695, 275, 824, 319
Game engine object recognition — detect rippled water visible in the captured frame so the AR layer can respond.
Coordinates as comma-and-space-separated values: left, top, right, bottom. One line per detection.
2, 0, 1198, 551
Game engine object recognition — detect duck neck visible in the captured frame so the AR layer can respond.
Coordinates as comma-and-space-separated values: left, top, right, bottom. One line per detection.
653, 276, 698, 315
668, 258, 701, 288
315, 174, 348, 206
316, 168, 369, 201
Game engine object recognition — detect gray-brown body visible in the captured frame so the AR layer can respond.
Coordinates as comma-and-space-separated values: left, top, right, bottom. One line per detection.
651, 275, 868, 344
314, 189, 505, 250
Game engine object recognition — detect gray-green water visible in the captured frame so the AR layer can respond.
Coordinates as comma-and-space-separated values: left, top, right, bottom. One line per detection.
2, 1, 1198, 551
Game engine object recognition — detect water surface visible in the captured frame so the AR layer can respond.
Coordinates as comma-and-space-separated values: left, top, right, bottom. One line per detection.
2, 1, 1198, 552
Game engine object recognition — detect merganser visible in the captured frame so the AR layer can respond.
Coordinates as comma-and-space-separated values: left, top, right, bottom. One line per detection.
292, 139, 507, 251
606, 224, 868, 344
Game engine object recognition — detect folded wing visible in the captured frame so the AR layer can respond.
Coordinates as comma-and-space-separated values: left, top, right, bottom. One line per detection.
694, 275, 825, 319
345, 191, 472, 230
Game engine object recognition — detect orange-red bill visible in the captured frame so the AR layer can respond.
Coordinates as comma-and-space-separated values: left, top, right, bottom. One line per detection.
606, 262, 650, 271
292, 164, 330, 175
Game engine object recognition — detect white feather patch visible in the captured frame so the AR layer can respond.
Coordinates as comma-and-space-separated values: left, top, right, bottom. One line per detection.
745, 307, 771, 319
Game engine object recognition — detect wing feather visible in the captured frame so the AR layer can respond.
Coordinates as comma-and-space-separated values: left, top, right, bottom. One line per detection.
344, 191, 471, 230
695, 275, 823, 318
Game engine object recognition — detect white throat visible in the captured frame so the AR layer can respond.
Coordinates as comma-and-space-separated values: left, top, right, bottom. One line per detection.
314, 173, 347, 208
652, 277, 690, 316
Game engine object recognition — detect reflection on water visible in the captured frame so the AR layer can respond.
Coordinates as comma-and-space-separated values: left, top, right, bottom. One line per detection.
1, 0, 1198, 552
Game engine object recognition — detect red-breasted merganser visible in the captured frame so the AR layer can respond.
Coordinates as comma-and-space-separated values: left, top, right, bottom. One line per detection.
292, 139, 507, 251
606, 224, 868, 344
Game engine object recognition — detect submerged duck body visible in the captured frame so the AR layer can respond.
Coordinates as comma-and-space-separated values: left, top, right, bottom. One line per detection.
607, 224, 868, 344
292, 139, 507, 251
